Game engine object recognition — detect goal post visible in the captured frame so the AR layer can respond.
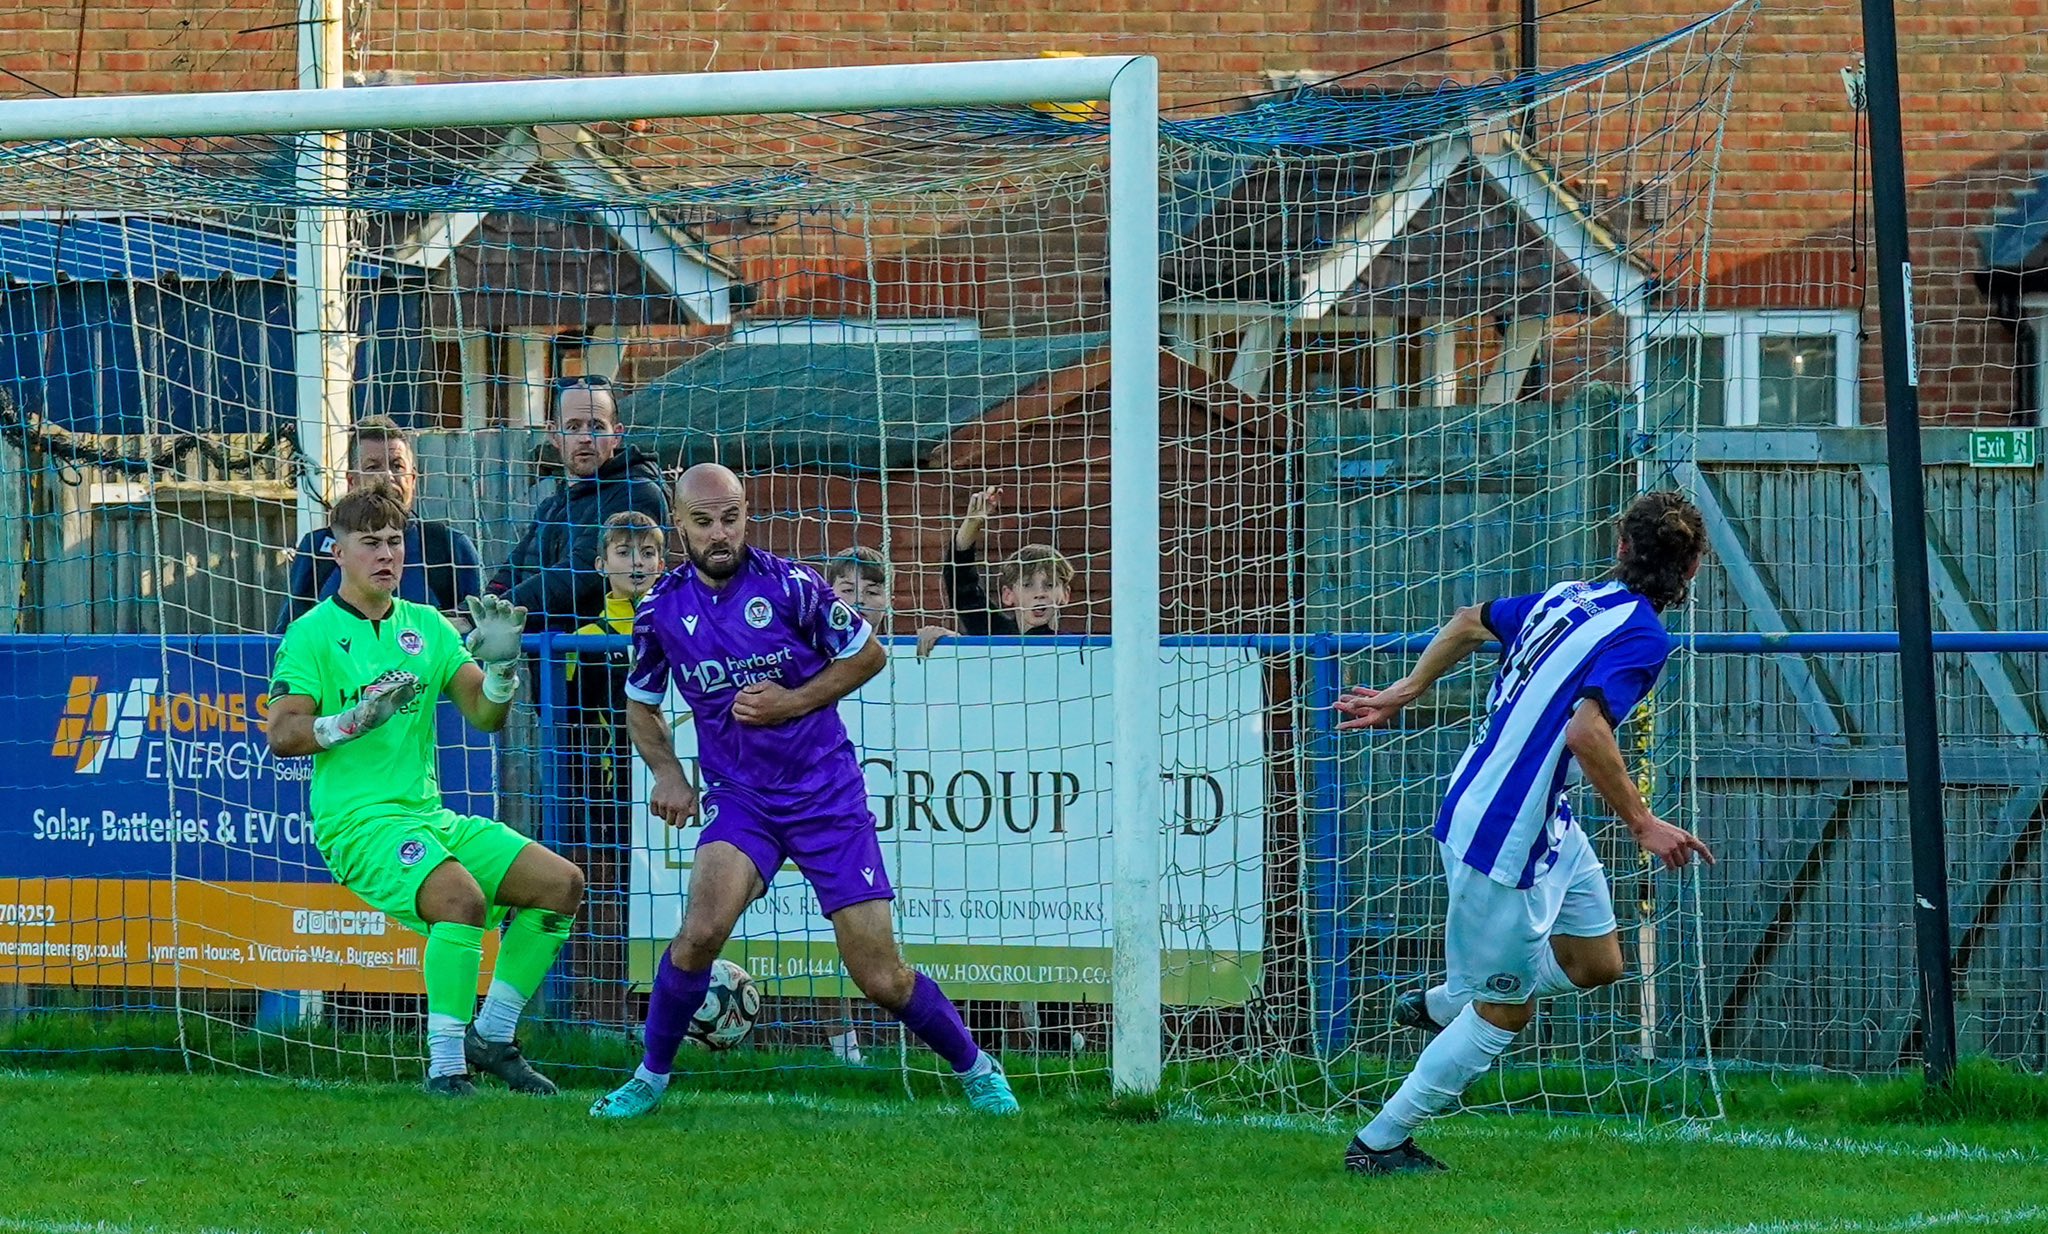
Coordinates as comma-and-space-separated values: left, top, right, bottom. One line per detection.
0, 55, 1168, 1095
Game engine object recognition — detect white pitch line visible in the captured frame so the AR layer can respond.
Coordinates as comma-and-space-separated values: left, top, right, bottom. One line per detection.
1610, 1206, 2048, 1234
1452, 1118, 2048, 1168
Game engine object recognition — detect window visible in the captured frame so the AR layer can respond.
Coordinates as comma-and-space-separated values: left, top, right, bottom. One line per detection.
1638, 311, 1857, 427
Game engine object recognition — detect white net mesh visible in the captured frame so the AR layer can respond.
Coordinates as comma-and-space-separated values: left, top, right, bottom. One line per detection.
0, 12, 1750, 1116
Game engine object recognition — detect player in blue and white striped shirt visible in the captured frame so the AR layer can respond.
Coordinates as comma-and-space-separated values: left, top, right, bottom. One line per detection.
1335, 492, 1716, 1175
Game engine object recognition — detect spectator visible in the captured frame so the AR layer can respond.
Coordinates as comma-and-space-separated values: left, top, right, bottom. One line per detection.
273, 415, 481, 634
938, 486, 1075, 638
823, 546, 955, 661
562, 510, 667, 1029
487, 376, 670, 631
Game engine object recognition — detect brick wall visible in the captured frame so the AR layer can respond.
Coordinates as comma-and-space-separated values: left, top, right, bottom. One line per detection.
11, 1, 2048, 421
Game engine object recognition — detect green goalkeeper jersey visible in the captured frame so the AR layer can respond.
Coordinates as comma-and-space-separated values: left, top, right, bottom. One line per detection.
271, 594, 474, 831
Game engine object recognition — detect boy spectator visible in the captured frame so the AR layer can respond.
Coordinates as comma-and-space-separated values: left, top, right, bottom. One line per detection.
823, 546, 956, 661
274, 415, 481, 633
938, 486, 1075, 638
562, 510, 667, 1028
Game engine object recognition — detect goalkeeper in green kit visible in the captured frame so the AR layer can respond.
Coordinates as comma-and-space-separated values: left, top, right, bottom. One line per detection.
267, 484, 586, 1097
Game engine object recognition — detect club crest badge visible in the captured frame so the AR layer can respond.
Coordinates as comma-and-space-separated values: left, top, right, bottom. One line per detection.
744, 597, 773, 629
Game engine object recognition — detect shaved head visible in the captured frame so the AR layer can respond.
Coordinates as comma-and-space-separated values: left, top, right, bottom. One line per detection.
674, 463, 749, 583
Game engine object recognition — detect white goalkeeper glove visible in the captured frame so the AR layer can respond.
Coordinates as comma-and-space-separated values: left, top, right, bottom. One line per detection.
464, 593, 528, 704
312, 670, 424, 750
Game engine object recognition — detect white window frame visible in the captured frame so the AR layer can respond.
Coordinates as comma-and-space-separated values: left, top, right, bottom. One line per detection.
2018, 294, 2048, 418
1636, 310, 1859, 427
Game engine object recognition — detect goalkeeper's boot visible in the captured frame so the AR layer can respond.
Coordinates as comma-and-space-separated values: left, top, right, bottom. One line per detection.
465, 1026, 558, 1096
961, 1056, 1020, 1115
1344, 1136, 1448, 1176
589, 1074, 668, 1120
1392, 990, 1447, 1036
422, 1072, 477, 1099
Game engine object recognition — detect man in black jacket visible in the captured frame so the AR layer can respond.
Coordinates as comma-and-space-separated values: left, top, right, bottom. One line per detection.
486, 376, 671, 631
273, 415, 482, 633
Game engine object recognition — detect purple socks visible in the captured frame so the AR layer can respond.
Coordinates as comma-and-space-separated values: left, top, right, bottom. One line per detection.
642, 951, 711, 1076
897, 971, 981, 1073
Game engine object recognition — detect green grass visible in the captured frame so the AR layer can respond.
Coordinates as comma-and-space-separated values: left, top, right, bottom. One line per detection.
0, 1019, 2039, 1227
0, 1070, 2042, 1234
2, 1021, 2046, 1234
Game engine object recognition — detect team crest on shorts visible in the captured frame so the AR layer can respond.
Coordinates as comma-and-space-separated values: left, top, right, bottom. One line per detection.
398, 629, 424, 655
398, 839, 427, 866
744, 597, 773, 628
700, 799, 720, 826
829, 601, 854, 631
1486, 972, 1522, 996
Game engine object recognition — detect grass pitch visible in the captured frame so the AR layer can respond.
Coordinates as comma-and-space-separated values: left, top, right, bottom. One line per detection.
1, 1059, 2043, 1234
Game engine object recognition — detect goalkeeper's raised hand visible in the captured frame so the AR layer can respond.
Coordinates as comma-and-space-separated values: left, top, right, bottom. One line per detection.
464, 593, 528, 704
313, 670, 424, 750
464, 594, 527, 665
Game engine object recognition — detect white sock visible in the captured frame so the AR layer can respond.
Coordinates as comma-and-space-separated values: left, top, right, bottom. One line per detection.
633, 1063, 671, 1093
472, 979, 528, 1044
1532, 949, 1587, 1001
427, 1013, 467, 1078
960, 1050, 994, 1079
829, 1030, 863, 1063
1358, 1005, 1518, 1151
1424, 983, 1469, 1026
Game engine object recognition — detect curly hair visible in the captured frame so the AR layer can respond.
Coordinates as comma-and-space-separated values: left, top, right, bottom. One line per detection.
1615, 491, 1706, 611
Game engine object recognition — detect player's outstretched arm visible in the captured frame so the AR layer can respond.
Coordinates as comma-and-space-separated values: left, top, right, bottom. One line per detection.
1563, 700, 1715, 871
733, 636, 886, 727
1334, 603, 1491, 731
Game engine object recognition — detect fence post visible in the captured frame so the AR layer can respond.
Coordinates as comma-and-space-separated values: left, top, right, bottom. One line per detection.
1859, 0, 1959, 1088
1306, 633, 1352, 1055
534, 632, 571, 1018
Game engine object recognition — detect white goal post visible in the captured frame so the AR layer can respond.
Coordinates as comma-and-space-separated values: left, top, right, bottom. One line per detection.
0, 55, 1166, 1095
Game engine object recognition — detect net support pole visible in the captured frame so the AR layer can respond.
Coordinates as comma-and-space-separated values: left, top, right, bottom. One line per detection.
1107, 55, 1162, 1099
1859, 0, 1959, 1089
292, 0, 352, 541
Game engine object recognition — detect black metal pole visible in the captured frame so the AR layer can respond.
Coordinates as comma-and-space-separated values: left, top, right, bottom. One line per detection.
1859, 0, 1959, 1089
1518, 0, 1538, 140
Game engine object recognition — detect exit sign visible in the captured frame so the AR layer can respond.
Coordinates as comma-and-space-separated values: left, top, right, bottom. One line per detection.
1970, 428, 2037, 468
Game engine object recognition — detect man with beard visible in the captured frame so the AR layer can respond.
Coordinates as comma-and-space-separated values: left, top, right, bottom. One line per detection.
589, 464, 1018, 1119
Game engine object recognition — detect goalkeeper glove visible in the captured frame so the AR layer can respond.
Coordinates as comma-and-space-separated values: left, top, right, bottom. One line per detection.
313, 670, 424, 750
464, 593, 528, 704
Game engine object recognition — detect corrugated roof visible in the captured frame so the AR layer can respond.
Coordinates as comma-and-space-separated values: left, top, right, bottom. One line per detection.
622, 334, 1107, 473
0, 216, 380, 284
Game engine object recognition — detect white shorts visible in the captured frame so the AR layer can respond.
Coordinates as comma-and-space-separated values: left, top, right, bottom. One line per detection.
1441, 825, 1617, 1005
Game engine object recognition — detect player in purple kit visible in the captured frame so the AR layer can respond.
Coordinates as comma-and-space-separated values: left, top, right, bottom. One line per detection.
589, 463, 1019, 1118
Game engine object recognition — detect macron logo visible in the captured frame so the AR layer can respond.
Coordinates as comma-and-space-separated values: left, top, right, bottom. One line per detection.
682, 615, 699, 636
861, 867, 876, 887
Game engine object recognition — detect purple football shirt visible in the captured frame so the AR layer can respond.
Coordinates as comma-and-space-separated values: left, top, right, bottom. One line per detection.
625, 547, 873, 804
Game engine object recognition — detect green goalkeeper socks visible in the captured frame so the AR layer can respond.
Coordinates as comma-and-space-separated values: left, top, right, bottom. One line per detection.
473, 910, 573, 1043
423, 921, 486, 1077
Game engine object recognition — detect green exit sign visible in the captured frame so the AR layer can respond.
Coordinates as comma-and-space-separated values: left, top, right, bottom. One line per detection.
1970, 428, 2037, 468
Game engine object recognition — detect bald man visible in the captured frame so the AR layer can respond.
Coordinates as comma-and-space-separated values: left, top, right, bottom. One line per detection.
591, 464, 1019, 1119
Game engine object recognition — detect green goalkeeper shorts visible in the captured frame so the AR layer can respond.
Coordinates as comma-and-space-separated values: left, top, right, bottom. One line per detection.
316, 809, 532, 934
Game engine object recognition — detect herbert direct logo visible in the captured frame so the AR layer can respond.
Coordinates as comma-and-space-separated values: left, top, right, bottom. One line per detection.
50, 675, 272, 776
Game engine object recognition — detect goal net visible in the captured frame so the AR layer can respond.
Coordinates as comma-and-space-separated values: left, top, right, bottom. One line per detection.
0, 14, 1743, 1119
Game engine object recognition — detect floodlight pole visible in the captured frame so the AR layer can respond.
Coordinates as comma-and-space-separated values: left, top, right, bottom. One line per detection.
1859, 0, 1959, 1089
292, 0, 353, 541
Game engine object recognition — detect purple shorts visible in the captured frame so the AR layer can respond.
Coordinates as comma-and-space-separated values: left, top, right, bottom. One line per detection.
698, 786, 893, 917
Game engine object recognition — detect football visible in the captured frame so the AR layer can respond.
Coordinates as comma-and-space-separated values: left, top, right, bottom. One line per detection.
687, 958, 762, 1050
